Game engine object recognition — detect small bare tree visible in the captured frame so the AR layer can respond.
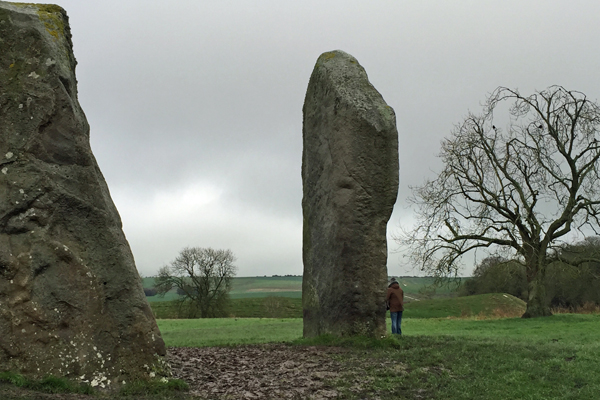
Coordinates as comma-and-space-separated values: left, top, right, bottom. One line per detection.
155, 247, 237, 318
400, 86, 600, 318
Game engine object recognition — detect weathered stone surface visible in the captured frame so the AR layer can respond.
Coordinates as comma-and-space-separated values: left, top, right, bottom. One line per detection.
0, 2, 167, 384
302, 50, 399, 337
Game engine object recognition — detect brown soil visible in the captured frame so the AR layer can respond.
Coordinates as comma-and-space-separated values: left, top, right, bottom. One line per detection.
0, 344, 398, 399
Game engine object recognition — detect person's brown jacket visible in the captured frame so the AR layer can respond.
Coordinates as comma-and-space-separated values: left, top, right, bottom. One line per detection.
386, 283, 404, 312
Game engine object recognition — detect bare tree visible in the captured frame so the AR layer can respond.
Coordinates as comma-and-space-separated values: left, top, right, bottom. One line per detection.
400, 86, 600, 318
155, 247, 237, 318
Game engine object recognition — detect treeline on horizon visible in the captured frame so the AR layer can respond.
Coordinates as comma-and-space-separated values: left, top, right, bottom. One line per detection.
462, 237, 600, 309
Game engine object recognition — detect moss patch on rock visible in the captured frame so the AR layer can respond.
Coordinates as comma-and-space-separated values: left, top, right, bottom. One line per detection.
10, 3, 66, 39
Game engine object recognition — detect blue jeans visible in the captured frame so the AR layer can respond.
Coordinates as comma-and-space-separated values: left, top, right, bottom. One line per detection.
391, 311, 403, 335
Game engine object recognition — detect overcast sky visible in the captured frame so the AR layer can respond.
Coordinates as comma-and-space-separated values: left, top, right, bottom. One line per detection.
48, 0, 600, 277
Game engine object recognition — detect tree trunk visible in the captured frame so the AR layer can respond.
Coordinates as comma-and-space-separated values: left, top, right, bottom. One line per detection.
522, 266, 552, 318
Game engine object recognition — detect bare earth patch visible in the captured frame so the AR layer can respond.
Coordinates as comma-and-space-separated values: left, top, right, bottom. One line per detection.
1, 344, 404, 399
168, 344, 353, 399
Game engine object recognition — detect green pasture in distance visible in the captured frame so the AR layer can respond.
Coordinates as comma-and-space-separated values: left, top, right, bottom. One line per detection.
231, 276, 302, 292
145, 292, 180, 302
142, 276, 462, 303
150, 296, 303, 319
395, 276, 463, 295
229, 291, 301, 299
404, 293, 525, 318
142, 277, 157, 288
150, 293, 520, 320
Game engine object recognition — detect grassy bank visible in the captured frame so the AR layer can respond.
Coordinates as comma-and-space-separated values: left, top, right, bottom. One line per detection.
405, 292, 526, 318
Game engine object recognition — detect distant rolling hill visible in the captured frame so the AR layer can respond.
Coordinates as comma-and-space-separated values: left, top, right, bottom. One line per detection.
142, 275, 463, 302
150, 293, 525, 319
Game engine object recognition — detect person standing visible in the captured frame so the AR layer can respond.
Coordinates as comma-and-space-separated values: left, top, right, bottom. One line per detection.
386, 278, 404, 335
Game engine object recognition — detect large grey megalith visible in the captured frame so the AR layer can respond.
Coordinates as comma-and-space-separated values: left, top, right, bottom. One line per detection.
302, 50, 399, 337
0, 2, 167, 385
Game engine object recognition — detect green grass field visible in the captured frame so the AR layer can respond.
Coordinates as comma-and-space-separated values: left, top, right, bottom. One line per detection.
153, 293, 537, 348
156, 312, 600, 399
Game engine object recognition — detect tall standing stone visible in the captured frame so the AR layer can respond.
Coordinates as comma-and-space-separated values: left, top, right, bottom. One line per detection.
0, 3, 167, 384
302, 50, 399, 337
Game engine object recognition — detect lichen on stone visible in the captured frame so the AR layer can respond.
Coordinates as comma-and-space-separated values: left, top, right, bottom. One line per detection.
10, 3, 66, 40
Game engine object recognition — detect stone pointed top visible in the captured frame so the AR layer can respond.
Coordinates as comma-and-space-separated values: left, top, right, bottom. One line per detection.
305, 50, 397, 134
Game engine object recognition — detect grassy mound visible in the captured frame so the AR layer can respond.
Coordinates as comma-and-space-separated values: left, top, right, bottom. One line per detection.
404, 293, 526, 319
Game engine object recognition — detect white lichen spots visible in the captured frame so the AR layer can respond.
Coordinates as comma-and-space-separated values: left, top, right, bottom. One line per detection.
63, 245, 69, 252
19, 189, 24, 194
21, 329, 25, 333
80, 374, 85, 380
18, 104, 23, 109
5, 152, 13, 159
93, 346, 97, 351
149, 372, 156, 378
1, 168, 7, 175
28, 71, 40, 79
122, 380, 126, 384
96, 352, 102, 359
54, 308, 59, 312
160, 377, 168, 383
10, 280, 13, 284
45, 58, 56, 66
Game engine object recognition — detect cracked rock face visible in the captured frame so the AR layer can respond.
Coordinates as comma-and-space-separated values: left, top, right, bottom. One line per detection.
302, 50, 399, 337
0, 2, 167, 382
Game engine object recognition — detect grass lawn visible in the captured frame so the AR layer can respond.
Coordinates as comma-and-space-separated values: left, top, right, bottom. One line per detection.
158, 318, 302, 347
157, 313, 600, 399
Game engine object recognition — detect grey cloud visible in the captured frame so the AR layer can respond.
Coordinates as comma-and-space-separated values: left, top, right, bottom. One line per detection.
46, 0, 600, 276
